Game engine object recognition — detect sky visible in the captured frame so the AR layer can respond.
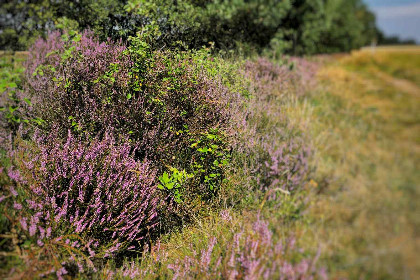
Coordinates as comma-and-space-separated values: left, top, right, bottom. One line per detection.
364, 0, 420, 43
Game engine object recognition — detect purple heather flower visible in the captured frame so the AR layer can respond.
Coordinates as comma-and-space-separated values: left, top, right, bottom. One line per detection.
9, 186, 18, 197
46, 227, 52, 238
29, 222, 37, 236
38, 226, 45, 239
19, 218, 28, 231
7, 169, 23, 183
13, 202, 22, 210
56, 267, 68, 280
200, 237, 217, 267
220, 210, 232, 222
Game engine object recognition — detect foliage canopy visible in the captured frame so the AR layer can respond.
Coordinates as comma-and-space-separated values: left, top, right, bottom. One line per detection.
1, 0, 382, 54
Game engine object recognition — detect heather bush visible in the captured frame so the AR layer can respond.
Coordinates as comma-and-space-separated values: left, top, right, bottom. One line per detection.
0, 32, 242, 278
1, 28, 321, 278
23, 30, 130, 138
3, 129, 159, 277
22, 30, 234, 208
259, 142, 310, 194
227, 57, 314, 204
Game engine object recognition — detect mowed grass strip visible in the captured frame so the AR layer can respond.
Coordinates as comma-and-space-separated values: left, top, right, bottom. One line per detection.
304, 47, 420, 279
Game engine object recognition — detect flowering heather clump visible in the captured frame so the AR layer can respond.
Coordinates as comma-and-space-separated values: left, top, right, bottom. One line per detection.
22, 30, 234, 204
164, 217, 326, 280
242, 57, 318, 99
259, 142, 310, 197
99, 215, 326, 280
233, 57, 314, 201
4, 129, 159, 276
1, 30, 241, 277
242, 57, 296, 98
289, 57, 319, 92
23, 30, 131, 138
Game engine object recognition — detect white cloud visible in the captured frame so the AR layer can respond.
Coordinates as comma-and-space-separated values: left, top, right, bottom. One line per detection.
373, 2, 420, 19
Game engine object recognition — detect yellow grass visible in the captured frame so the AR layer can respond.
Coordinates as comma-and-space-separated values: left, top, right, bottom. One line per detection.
303, 47, 420, 279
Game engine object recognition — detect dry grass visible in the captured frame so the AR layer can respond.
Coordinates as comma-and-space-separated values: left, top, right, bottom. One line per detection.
303, 47, 420, 279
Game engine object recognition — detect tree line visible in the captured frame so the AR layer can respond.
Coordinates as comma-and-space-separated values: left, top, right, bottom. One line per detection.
0, 0, 414, 54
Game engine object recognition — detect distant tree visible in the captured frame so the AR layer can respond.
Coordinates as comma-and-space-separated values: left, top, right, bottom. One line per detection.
377, 31, 417, 45
271, 0, 380, 55
326, 0, 379, 52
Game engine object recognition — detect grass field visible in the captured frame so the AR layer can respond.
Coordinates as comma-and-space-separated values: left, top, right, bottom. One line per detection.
304, 47, 420, 279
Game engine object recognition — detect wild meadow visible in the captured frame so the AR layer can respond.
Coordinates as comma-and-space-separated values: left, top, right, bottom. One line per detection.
0, 1, 419, 279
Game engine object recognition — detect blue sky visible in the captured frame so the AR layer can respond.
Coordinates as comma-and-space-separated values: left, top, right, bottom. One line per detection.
364, 0, 420, 43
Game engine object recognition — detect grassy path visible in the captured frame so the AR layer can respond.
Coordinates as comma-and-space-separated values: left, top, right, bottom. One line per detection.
304, 48, 420, 279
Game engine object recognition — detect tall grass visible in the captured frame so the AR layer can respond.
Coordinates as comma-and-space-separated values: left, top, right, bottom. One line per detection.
301, 48, 420, 279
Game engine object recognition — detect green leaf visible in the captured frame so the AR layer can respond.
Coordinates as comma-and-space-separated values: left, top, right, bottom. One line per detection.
72, 34, 82, 42
46, 51, 56, 58
166, 182, 175, 190
23, 98, 32, 106
8, 106, 17, 113
160, 172, 170, 183
23, 240, 32, 248
32, 118, 45, 125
